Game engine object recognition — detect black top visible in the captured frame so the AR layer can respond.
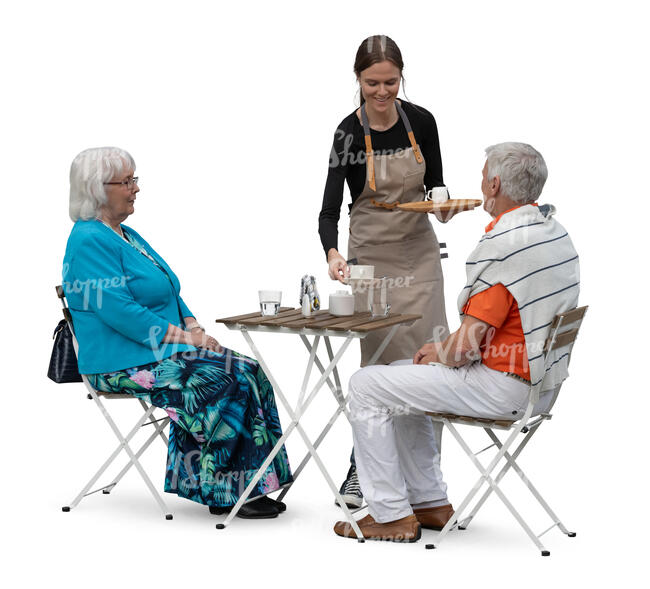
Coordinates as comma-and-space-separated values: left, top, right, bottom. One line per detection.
318, 100, 445, 255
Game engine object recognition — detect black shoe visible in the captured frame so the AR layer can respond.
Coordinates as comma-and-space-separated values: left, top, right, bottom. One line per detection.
209, 499, 279, 519
257, 495, 287, 513
335, 464, 363, 508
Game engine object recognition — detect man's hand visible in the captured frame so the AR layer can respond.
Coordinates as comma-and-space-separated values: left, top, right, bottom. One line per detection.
414, 342, 442, 365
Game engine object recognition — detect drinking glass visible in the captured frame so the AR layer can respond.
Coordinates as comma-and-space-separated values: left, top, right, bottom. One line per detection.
368, 277, 390, 317
258, 290, 282, 316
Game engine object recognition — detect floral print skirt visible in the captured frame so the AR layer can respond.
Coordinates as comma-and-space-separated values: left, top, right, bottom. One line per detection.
87, 348, 293, 507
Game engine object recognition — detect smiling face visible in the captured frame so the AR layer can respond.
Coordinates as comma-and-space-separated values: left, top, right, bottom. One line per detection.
102, 165, 139, 224
358, 60, 401, 114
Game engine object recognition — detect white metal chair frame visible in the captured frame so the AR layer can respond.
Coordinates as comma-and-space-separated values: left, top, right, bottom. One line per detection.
56, 286, 174, 520
425, 305, 588, 556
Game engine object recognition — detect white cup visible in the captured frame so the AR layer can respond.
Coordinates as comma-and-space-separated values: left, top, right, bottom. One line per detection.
427, 186, 449, 203
329, 291, 355, 316
258, 290, 282, 316
349, 265, 374, 280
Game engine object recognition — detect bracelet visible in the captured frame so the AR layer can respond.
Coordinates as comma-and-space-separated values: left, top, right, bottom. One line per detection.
185, 322, 204, 332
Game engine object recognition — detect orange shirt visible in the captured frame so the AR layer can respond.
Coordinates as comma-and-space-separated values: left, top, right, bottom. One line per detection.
463, 284, 529, 381
462, 204, 537, 381
484, 203, 538, 233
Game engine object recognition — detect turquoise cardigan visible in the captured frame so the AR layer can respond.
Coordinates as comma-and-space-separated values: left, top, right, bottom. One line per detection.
62, 220, 196, 374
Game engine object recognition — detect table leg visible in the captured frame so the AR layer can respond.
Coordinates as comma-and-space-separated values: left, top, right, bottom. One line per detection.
367, 324, 400, 366
278, 334, 351, 503
296, 335, 319, 409
324, 336, 344, 405
300, 335, 346, 409
219, 329, 365, 541
277, 394, 349, 503
284, 325, 401, 498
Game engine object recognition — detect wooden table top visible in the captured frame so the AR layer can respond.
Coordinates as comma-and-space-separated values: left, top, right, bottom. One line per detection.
215, 308, 422, 333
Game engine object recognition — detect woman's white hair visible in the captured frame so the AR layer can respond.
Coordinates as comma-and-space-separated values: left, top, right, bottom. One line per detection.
485, 142, 548, 204
69, 147, 136, 221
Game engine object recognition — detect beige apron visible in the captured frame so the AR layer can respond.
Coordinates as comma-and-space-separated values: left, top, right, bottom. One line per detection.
348, 101, 449, 366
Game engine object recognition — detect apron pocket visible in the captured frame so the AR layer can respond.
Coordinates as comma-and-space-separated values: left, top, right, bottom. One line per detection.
403, 170, 426, 201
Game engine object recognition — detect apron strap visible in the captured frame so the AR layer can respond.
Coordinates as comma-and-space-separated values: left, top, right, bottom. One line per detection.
360, 104, 377, 192
395, 101, 424, 164
360, 101, 424, 192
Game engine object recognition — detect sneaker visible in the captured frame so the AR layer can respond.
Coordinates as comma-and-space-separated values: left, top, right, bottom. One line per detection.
335, 464, 363, 508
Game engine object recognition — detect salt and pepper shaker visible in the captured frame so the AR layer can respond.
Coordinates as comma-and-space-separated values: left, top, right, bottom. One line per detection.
302, 293, 312, 317
299, 275, 320, 312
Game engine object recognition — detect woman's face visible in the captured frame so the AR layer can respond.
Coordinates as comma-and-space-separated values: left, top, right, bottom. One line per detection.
103, 166, 139, 222
358, 60, 401, 113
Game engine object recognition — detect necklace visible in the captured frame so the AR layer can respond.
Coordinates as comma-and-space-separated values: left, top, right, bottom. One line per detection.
99, 219, 125, 239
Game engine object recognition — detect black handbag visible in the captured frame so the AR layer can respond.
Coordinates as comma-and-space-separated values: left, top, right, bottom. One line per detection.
48, 319, 82, 383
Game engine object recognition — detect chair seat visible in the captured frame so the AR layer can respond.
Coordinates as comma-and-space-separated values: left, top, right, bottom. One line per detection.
87, 391, 136, 400
425, 411, 515, 430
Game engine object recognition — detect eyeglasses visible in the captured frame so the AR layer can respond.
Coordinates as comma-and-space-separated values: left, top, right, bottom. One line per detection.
104, 177, 139, 188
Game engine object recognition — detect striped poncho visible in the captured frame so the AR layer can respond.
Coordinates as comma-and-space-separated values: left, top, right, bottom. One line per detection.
457, 204, 580, 393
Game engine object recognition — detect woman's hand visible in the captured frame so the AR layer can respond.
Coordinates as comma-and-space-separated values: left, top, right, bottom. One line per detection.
327, 248, 350, 283
413, 342, 442, 365
188, 330, 223, 353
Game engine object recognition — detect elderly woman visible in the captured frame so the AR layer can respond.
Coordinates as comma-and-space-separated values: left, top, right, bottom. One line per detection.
62, 146, 292, 519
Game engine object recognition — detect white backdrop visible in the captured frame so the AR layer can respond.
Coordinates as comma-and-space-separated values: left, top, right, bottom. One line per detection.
1, 0, 648, 585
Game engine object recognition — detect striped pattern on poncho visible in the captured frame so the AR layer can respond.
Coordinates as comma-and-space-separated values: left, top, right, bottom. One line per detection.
457, 204, 580, 391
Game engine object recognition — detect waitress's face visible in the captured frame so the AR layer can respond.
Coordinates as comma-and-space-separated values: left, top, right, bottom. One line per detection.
358, 60, 401, 113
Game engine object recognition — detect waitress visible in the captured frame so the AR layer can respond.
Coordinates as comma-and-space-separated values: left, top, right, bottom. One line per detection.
318, 35, 453, 507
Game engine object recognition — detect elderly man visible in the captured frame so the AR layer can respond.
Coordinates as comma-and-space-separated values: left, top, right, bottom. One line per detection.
334, 142, 580, 542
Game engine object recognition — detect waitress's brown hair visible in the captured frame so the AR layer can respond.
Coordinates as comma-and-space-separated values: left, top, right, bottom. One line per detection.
353, 35, 404, 105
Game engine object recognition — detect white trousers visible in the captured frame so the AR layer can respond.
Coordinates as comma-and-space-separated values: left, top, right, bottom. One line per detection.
349, 359, 533, 523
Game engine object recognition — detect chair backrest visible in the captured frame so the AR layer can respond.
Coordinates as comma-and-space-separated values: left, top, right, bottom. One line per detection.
55, 285, 155, 400
56, 283, 84, 362
534, 305, 588, 412
56, 284, 75, 333
543, 306, 588, 357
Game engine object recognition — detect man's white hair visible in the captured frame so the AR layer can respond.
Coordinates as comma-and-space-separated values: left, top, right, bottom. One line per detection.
69, 147, 136, 221
485, 142, 548, 204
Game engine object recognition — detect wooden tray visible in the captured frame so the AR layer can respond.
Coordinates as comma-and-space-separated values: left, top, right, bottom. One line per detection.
397, 199, 482, 213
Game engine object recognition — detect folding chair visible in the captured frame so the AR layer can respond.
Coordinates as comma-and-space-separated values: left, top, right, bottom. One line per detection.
55, 285, 174, 520
425, 305, 588, 556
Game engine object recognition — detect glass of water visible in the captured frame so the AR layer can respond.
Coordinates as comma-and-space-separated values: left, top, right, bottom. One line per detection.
258, 290, 282, 316
368, 277, 391, 318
